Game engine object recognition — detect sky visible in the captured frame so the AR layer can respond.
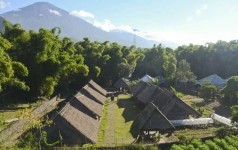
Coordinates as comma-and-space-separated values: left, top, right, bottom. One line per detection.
0, 0, 238, 45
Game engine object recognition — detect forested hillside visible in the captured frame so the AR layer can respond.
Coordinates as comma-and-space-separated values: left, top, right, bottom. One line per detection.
0, 21, 238, 100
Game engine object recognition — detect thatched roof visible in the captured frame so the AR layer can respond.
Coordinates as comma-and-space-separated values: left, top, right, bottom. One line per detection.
196, 74, 227, 86
130, 81, 148, 96
135, 84, 200, 122
49, 80, 107, 145
164, 95, 201, 120
55, 99, 99, 143
134, 103, 174, 131
114, 78, 130, 91
80, 85, 106, 105
137, 84, 158, 104
74, 92, 103, 117
88, 80, 107, 96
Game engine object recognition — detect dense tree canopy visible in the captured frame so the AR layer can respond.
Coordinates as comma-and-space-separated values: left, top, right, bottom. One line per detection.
0, 35, 29, 92
1, 21, 238, 101
133, 45, 177, 82
176, 41, 238, 79
221, 76, 238, 104
200, 82, 217, 101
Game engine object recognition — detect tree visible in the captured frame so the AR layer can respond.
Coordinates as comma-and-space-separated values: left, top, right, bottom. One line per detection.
0, 35, 29, 92
231, 105, 238, 123
175, 59, 196, 83
221, 76, 238, 104
200, 82, 217, 101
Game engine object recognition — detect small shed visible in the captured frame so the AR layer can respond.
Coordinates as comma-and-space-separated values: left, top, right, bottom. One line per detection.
140, 74, 156, 83
114, 78, 130, 91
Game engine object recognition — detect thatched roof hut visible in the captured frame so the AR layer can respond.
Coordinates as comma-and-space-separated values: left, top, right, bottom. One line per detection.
74, 92, 103, 117
114, 78, 130, 91
80, 85, 106, 105
130, 81, 148, 96
48, 80, 107, 145
137, 85, 160, 104
161, 95, 201, 120
88, 80, 107, 96
135, 84, 200, 120
134, 103, 175, 131
54, 99, 100, 144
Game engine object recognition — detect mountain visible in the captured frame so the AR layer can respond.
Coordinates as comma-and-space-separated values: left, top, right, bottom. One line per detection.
0, 2, 177, 48
0, 16, 4, 33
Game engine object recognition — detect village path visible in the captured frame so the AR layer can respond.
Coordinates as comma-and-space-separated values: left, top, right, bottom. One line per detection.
104, 101, 116, 145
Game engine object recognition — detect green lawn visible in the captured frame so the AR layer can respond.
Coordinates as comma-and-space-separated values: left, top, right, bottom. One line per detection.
97, 93, 141, 146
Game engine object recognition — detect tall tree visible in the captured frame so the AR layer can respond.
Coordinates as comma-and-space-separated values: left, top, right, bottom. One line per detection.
221, 76, 238, 104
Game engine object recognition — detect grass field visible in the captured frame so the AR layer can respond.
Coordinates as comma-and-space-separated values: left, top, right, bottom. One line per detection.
97, 93, 141, 146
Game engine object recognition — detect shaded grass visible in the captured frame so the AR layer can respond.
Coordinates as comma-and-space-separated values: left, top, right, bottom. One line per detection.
114, 94, 141, 144
97, 99, 110, 145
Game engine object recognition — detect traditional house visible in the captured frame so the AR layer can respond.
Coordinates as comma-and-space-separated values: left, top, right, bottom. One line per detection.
132, 81, 200, 133
140, 74, 156, 83
114, 78, 130, 91
195, 74, 227, 89
53, 99, 100, 145
88, 80, 107, 96
74, 92, 103, 119
80, 85, 106, 105
134, 103, 175, 132
130, 81, 149, 96
47, 80, 107, 145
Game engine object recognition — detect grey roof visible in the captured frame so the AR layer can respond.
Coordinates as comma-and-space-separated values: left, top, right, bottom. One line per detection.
130, 81, 149, 96
134, 103, 175, 131
140, 74, 156, 83
196, 74, 227, 85
137, 84, 158, 104
114, 78, 130, 91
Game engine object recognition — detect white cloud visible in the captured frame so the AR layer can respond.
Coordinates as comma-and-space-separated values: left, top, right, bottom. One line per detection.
0, 1, 7, 9
196, 4, 208, 15
39, 14, 43, 17
88, 19, 134, 33
229, 6, 236, 13
70, 10, 95, 18
186, 16, 193, 22
49, 9, 61, 16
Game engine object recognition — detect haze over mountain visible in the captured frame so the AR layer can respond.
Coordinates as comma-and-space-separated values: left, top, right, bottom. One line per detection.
0, 2, 178, 48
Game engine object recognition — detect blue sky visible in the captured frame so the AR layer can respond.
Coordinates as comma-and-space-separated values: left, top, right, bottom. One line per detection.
0, 0, 238, 45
